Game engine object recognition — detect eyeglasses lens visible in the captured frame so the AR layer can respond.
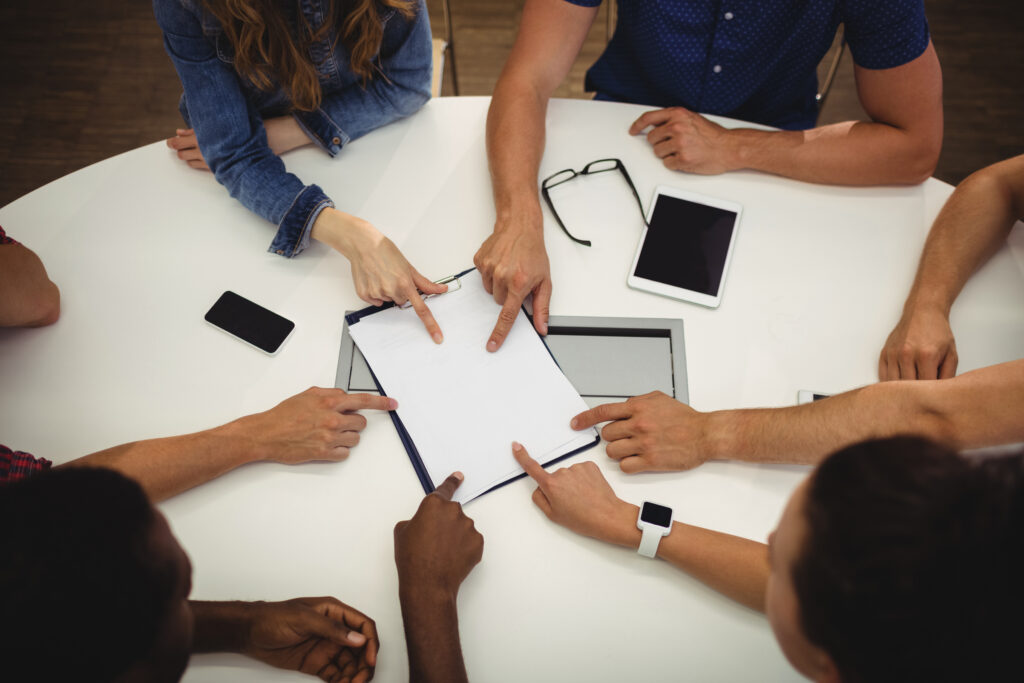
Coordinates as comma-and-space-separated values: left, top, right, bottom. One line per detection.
544, 169, 578, 188
585, 159, 619, 174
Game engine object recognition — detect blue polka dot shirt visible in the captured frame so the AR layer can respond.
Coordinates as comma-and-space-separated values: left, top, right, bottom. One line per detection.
564, 0, 930, 130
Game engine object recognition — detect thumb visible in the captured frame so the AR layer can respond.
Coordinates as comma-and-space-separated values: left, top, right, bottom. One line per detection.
533, 278, 552, 336
413, 270, 449, 296
299, 609, 366, 647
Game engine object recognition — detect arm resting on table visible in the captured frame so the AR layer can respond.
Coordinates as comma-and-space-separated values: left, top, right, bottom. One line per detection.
714, 359, 1024, 463
724, 43, 943, 186
900, 154, 1024, 317
0, 243, 60, 327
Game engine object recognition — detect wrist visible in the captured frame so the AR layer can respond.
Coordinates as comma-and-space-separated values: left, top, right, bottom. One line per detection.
719, 128, 749, 172
609, 503, 643, 548
190, 600, 254, 654
211, 417, 273, 465
725, 128, 800, 174
311, 208, 378, 258
702, 410, 742, 461
399, 581, 458, 613
493, 196, 543, 235
902, 289, 954, 319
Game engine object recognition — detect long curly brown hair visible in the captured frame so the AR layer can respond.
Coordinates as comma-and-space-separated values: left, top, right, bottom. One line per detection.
201, 0, 416, 111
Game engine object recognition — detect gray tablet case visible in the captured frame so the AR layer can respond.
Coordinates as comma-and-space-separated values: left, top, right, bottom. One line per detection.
335, 314, 687, 408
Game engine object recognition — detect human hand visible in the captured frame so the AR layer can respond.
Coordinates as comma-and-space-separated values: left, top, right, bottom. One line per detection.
879, 305, 958, 380
394, 473, 484, 600
165, 128, 210, 171
570, 391, 711, 472
511, 442, 639, 547
473, 217, 552, 352
241, 597, 378, 683
629, 108, 738, 174
230, 387, 397, 464
316, 211, 447, 343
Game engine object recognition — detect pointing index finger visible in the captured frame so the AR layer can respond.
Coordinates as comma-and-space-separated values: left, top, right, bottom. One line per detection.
432, 472, 464, 501
487, 293, 524, 352
570, 401, 633, 430
338, 392, 398, 412
405, 286, 444, 345
512, 441, 550, 488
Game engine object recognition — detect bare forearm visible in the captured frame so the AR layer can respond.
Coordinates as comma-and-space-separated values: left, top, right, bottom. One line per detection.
486, 78, 547, 226
59, 421, 256, 502
711, 360, 1024, 463
727, 43, 942, 186
190, 601, 251, 653
399, 588, 467, 683
726, 119, 935, 186
602, 503, 768, 612
0, 244, 60, 327
659, 523, 769, 613
904, 156, 1024, 315
266, 116, 313, 156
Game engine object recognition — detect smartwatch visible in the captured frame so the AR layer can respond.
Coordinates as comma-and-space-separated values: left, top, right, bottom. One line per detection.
636, 502, 673, 558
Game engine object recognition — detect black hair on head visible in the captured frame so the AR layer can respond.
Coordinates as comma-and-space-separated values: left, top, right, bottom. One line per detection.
0, 467, 180, 682
793, 436, 1023, 683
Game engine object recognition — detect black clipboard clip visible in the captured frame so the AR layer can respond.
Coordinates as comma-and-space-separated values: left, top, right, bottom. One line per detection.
398, 272, 464, 309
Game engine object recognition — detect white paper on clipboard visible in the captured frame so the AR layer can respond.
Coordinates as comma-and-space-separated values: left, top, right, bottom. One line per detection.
347, 270, 598, 503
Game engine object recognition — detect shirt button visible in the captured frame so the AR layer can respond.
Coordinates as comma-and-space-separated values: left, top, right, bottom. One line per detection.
713, 65, 723, 73
724, 11, 734, 20
331, 136, 341, 146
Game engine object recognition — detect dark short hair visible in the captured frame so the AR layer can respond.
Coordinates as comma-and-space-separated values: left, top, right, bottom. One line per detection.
0, 467, 180, 682
793, 437, 1023, 682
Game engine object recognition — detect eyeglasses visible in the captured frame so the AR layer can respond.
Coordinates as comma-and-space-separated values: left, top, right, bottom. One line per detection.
540, 158, 649, 247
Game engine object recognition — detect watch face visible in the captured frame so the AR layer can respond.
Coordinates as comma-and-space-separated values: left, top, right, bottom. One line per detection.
641, 502, 672, 527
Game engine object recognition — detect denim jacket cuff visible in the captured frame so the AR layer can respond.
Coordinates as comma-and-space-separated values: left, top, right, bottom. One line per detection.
293, 110, 350, 158
267, 185, 334, 258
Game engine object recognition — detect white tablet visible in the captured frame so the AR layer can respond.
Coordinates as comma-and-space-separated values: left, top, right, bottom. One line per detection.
627, 185, 743, 309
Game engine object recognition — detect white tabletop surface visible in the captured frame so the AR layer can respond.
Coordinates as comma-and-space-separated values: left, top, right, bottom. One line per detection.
2, 97, 1023, 682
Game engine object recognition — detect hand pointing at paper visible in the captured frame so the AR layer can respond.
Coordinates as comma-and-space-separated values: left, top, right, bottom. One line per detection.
512, 442, 640, 547
394, 472, 482, 683
474, 221, 552, 352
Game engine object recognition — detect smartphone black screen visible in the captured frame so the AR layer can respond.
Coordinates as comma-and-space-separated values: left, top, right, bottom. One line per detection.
633, 194, 738, 296
205, 291, 294, 354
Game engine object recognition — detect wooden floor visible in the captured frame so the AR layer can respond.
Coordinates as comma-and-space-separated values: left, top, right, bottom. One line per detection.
1, 0, 1022, 209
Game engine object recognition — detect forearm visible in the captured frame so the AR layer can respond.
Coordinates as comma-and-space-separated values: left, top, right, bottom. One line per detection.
189, 601, 252, 653
660, 523, 769, 613
266, 116, 313, 156
605, 503, 768, 612
59, 418, 262, 502
486, 76, 548, 229
710, 361, 1024, 463
399, 587, 467, 683
0, 245, 61, 327
725, 119, 935, 186
903, 157, 1024, 316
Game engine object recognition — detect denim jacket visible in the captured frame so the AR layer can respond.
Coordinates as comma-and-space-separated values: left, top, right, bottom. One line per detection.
153, 0, 432, 257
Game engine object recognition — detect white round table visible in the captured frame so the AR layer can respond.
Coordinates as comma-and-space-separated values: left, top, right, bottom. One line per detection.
2, 97, 1023, 682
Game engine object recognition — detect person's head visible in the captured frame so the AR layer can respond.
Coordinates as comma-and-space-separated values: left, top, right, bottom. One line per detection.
201, 0, 417, 111
0, 467, 194, 682
765, 436, 1023, 682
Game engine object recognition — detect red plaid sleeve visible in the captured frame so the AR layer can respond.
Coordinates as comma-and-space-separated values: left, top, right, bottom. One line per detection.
0, 225, 19, 245
0, 444, 52, 483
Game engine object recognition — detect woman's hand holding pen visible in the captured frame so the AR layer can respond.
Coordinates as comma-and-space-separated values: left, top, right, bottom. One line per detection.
312, 208, 448, 343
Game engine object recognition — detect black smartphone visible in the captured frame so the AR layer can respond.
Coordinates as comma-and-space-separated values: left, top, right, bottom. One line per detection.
204, 291, 295, 354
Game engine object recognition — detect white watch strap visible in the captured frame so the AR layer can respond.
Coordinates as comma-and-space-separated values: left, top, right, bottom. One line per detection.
638, 524, 662, 558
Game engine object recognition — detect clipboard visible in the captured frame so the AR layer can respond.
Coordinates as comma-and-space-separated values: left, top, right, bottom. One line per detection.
344, 267, 599, 499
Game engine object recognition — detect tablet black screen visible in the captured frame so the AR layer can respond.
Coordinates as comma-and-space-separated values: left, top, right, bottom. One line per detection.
633, 194, 737, 296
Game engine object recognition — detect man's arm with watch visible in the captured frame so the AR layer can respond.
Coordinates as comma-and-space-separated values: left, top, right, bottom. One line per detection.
511, 443, 769, 612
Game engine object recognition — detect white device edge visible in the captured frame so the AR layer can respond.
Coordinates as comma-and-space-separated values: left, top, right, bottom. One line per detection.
204, 318, 292, 357
626, 184, 744, 309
